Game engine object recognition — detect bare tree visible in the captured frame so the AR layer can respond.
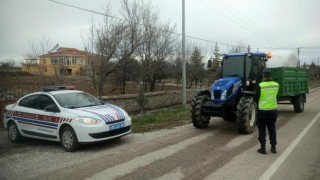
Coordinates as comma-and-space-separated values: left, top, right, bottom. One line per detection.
113, 57, 140, 94
25, 36, 52, 82
206, 42, 222, 86
22, 53, 37, 73
137, 3, 177, 92
228, 41, 247, 53
187, 47, 206, 88
83, 0, 143, 97
52, 64, 70, 84
0, 59, 15, 72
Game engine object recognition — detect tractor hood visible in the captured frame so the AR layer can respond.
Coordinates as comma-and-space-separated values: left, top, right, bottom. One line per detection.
211, 77, 242, 100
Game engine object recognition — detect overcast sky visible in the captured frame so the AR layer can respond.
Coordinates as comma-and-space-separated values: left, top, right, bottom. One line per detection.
1, 0, 319, 66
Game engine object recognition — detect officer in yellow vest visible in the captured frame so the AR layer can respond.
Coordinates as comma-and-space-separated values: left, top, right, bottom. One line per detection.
254, 69, 279, 154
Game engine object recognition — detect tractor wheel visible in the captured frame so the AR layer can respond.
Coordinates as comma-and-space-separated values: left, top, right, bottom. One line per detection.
191, 94, 210, 129
236, 96, 257, 134
293, 95, 304, 113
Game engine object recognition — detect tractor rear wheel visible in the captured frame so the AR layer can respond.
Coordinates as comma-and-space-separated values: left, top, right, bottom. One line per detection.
191, 94, 210, 129
236, 96, 257, 134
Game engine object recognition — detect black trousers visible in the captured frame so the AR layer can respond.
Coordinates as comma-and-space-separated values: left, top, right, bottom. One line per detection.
257, 110, 277, 146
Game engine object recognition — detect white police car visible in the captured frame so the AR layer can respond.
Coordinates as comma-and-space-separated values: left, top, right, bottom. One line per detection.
3, 86, 131, 152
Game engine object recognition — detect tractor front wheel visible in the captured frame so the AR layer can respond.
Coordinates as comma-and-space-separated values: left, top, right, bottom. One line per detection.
191, 94, 210, 129
236, 96, 257, 134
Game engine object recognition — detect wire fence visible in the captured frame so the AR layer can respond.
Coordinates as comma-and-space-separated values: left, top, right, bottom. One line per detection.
0, 83, 52, 101
0, 83, 53, 128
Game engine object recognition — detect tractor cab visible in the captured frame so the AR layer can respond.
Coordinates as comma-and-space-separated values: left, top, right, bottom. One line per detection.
220, 52, 270, 92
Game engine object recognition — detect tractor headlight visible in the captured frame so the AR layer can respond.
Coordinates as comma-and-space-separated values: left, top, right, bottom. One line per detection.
220, 90, 227, 100
75, 117, 101, 125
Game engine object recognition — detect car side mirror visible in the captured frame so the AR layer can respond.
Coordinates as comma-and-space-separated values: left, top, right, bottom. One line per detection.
44, 104, 60, 113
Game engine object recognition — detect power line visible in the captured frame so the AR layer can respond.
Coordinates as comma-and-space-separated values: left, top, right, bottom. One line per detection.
214, 0, 296, 46
48, 0, 238, 48
48, 0, 317, 54
49, 0, 123, 21
199, 0, 275, 44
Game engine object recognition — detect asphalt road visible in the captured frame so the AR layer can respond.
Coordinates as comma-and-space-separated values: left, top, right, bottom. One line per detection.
0, 87, 319, 180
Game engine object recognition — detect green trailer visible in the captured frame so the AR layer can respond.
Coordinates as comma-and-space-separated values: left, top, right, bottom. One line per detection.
270, 67, 309, 113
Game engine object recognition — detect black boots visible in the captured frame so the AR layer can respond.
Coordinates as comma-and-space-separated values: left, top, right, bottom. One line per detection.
271, 145, 277, 154
257, 145, 266, 154
258, 145, 277, 154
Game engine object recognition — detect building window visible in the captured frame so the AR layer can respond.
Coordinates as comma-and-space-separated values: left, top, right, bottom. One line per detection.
76, 57, 83, 65
72, 57, 76, 65
51, 57, 58, 65
59, 57, 63, 65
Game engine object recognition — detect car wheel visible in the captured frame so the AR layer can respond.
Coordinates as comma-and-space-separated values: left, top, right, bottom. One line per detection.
60, 126, 79, 152
8, 121, 22, 143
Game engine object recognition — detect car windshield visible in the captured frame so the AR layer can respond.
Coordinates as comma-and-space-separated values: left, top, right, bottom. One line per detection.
221, 56, 251, 78
53, 92, 104, 108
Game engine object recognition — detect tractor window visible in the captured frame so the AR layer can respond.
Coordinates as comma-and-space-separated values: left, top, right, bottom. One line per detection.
221, 56, 244, 77
222, 56, 252, 78
251, 56, 262, 81
246, 58, 252, 78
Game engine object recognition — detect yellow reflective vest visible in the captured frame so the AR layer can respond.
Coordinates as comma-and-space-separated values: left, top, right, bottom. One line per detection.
258, 81, 279, 110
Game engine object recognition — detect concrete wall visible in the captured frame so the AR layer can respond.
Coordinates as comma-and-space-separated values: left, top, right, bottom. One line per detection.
101, 89, 197, 113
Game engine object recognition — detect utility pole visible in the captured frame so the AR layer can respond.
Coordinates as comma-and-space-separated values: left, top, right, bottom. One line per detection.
297, 48, 300, 67
318, 58, 319, 66
182, 0, 186, 105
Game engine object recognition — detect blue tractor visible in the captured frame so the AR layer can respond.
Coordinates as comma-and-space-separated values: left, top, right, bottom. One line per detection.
191, 52, 270, 134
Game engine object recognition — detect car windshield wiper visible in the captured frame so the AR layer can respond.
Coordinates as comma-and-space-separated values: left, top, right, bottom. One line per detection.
77, 104, 98, 108
66, 106, 78, 109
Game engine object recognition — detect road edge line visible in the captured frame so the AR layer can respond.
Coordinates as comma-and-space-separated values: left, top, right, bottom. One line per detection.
259, 112, 320, 180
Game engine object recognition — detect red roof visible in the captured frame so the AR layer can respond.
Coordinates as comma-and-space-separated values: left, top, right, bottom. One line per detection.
43, 47, 87, 57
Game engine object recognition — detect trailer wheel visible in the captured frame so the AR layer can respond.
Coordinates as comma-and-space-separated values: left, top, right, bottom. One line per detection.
236, 96, 257, 134
293, 95, 304, 113
191, 94, 210, 129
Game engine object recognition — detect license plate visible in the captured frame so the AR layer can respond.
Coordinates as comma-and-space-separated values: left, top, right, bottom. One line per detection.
109, 122, 124, 130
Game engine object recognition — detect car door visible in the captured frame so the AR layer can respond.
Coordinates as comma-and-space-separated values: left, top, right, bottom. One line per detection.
32, 94, 60, 140
16, 94, 39, 136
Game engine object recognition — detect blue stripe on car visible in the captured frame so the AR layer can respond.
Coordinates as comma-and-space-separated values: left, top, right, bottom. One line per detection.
6, 115, 58, 128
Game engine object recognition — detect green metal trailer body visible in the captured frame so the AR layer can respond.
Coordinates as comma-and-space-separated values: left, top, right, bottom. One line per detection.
269, 67, 308, 113
270, 67, 309, 97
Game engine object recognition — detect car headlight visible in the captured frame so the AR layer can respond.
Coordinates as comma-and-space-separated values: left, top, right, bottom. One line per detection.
124, 112, 131, 120
220, 90, 227, 100
75, 117, 101, 125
